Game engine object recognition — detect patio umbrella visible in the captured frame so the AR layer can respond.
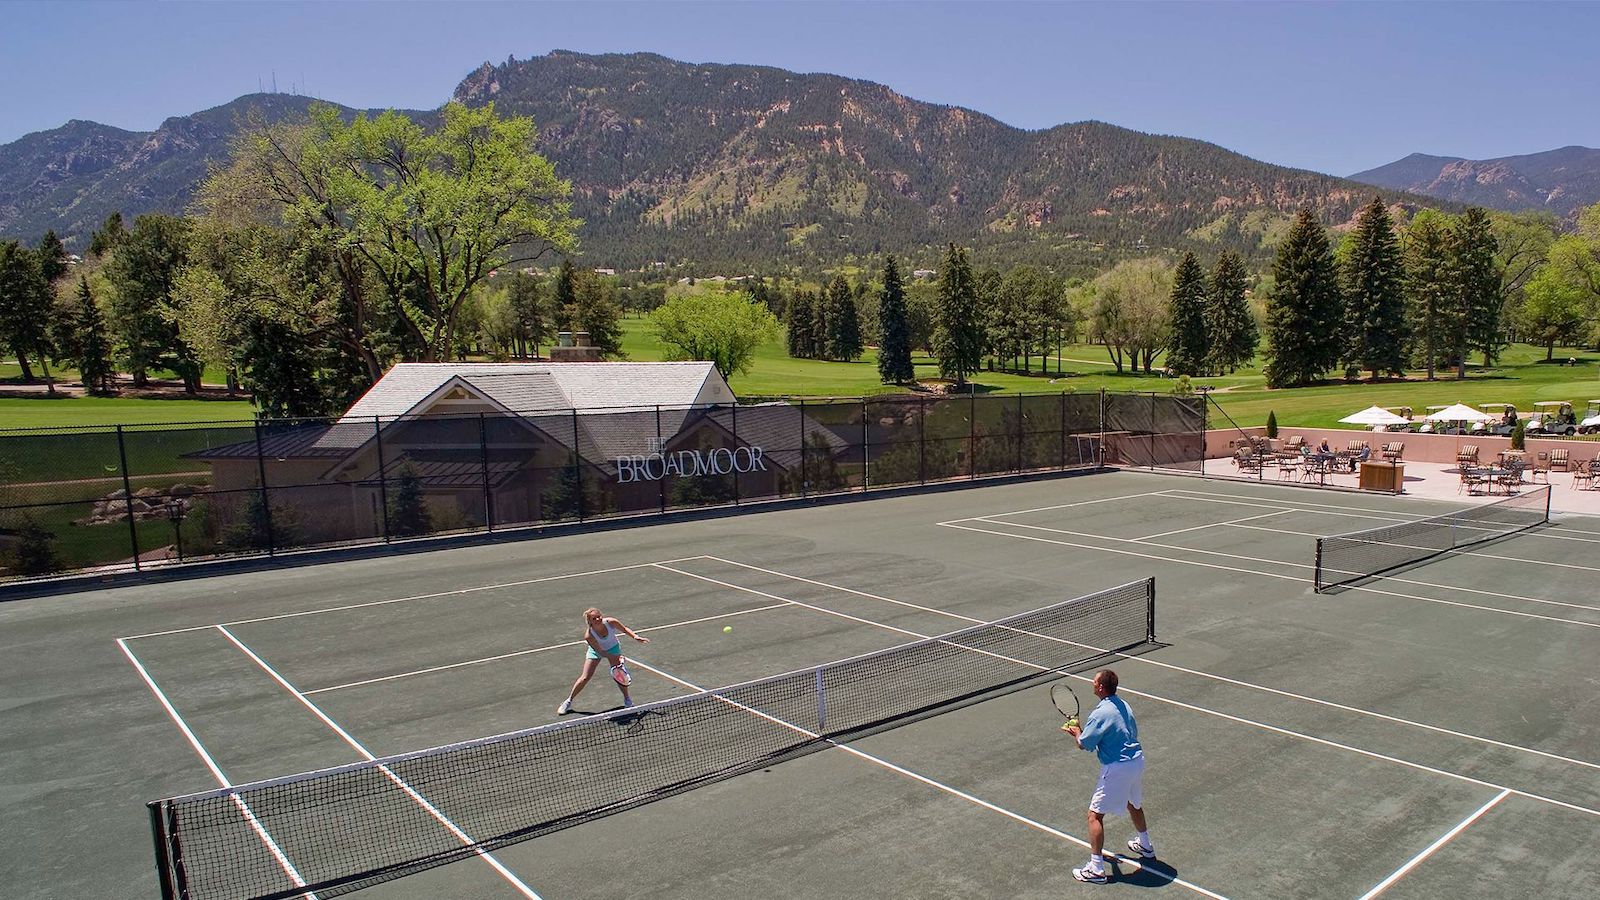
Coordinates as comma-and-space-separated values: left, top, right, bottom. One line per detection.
1425, 403, 1492, 422
1338, 406, 1410, 426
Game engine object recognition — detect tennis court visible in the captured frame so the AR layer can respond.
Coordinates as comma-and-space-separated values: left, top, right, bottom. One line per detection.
4, 469, 1597, 899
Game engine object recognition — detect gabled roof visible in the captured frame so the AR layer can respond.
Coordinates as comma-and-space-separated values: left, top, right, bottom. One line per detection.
340, 362, 730, 421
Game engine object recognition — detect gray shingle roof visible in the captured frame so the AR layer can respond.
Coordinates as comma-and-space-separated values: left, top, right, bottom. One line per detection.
340, 362, 727, 422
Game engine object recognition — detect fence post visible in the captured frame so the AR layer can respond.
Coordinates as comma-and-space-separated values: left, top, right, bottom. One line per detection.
1098, 388, 1107, 470
572, 408, 584, 522
862, 398, 870, 489
1060, 391, 1067, 470
732, 402, 741, 505
656, 405, 666, 514
373, 417, 391, 543
479, 413, 493, 530
1016, 393, 1024, 473
1150, 391, 1158, 472
252, 419, 276, 555
918, 395, 927, 485
968, 389, 976, 480
798, 398, 809, 498
115, 425, 141, 570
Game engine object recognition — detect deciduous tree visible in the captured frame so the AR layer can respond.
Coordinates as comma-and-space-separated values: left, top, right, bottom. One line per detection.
648, 290, 780, 379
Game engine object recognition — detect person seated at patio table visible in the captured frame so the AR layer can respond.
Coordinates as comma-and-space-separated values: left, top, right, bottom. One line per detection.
1317, 439, 1332, 455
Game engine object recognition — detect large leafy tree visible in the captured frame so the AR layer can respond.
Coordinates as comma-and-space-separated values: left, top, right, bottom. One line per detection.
824, 275, 863, 361
1205, 251, 1256, 374
1520, 262, 1591, 359
1450, 208, 1503, 374
1263, 209, 1342, 387
876, 256, 914, 383
648, 289, 780, 379
202, 101, 576, 369
1489, 211, 1557, 345
0, 241, 54, 386
1339, 198, 1407, 379
934, 244, 983, 386
1403, 211, 1458, 380
1086, 258, 1172, 374
1165, 252, 1208, 376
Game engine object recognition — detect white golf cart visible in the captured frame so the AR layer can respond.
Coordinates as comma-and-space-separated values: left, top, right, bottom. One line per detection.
1475, 403, 1519, 436
1525, 401, 1577, 437
1579, 401, 1600, 435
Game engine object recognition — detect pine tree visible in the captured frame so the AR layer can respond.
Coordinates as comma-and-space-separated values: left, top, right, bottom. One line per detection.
1451, 207, 1503, 373
786, 289, 815, 358
1339, 197, 1407, 379
876, 256, 914, 383
73, 277, 114, 395
1206, 251, 1256, 373
243, 319, 329, 418
36, 230, 68, 284
386, 464, 432, 537
87, 211, 126, 258
825, 275, 863, 361
1263, 209, 1343, 388
809, 286, 829, 359
934, 244, 983, 387
1166, 252, 1209, 376
1403, 211, 1457, 381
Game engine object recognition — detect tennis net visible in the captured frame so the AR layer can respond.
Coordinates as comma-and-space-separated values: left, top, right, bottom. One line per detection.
1314, 486, 1550, 591
148, 578, 1156, 900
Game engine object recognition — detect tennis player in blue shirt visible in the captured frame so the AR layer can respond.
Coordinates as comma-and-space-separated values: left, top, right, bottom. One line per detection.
1064, 670, 1154, 884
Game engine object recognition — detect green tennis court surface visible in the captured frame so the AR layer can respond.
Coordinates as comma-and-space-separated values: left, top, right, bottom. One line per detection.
4, 470, 1597, 899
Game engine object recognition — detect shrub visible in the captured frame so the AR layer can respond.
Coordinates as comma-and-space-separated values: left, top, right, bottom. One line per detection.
1265, 411, 1278, 439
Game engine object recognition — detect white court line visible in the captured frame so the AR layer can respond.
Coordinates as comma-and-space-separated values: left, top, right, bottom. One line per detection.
120, 557, 710, 641
217, 626, 544, 900
1157, 489, 1600, 546
925, 523, 1600, 819
624, 657, 1228, 899
698, 557, 1600, 774
954, 489, 1168, 519
1221, 523, 1600, 612
1357, 789, 1511, 899
304, 602, 793, 695
1134, 509, 1289, 541
962, 516, 1600, 629
1214, 520, 1600, 575
117, 638, 318, 899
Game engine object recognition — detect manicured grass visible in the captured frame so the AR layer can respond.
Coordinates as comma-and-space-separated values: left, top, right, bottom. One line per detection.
0, 396, 256, 430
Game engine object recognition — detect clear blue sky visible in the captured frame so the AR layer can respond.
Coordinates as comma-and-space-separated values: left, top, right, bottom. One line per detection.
5, 1, 1597, 175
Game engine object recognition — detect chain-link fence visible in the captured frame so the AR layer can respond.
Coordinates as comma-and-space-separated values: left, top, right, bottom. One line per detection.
0, 390, 1203, 583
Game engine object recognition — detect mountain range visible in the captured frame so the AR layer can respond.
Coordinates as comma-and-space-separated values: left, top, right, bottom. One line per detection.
1351, 146, 1600, 220
0, 50, 1520, 269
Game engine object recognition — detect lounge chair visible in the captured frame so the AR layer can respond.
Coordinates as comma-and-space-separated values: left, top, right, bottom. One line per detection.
1347, 440, 1369, 452
1380, 441, 1404, 462
1283, 435, 1305, 452
1456, 444, 1479, 466
1550, 448, 1570, 472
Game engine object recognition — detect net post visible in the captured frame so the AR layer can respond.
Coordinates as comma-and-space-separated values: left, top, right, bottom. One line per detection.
115, 424, 142, 570
1145, 577, 1156, 643
1544, 483, 1551, 523
373, 416, 391, 542
1313, 539, 1324, 593
148, 801, 179, 900
815, 666, 827, 731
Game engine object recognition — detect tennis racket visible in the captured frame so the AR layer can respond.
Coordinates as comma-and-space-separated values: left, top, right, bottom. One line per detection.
611, 660, 632, 687
1051, 682, 1080, 732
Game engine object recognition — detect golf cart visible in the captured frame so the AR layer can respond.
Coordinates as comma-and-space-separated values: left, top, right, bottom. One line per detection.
1475, 403, 1519, 436
1579, 401, 1600, 435
1525, 401, 1577, 437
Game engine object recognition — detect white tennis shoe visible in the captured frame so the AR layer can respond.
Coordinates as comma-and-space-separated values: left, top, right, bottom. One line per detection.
1126, 838, 1155, 859
557, 699, 572, 715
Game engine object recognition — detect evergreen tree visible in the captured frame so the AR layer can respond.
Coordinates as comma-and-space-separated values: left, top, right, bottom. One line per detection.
103, 214, 200, 390
553, 258, 579, 322
87, 211, 126, 258
808, 285, 829, 358
934, 244, 983, 387
73, 277, 114, 395
1263, 209, 1343, 388
1165, 252, 1209, 376
1403, 211, 1458, 381
1205, 251, 1256, 373
243, 319, 330, 418
825, 275, 863, 361
36, 230, 68, 284
876, 256, 914, 383
0, 241, 54, 386
386, 463, 432, 537
786, 289, 815, 358
1451, 207, 1503, 373
507, 271, 551, 358
1339, 197, 1407, 379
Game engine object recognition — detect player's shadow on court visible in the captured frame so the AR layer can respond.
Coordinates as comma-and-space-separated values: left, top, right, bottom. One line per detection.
1103, 855, 1185, 889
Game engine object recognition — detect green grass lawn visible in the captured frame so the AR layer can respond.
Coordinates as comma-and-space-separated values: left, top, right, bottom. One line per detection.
0, 396, 256, 430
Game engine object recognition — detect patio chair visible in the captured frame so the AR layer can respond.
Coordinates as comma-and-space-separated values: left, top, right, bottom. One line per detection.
1497, 463, 1524, 494
1456, 444, 1480, 466
1460, 467, 1489, 496
1573, 460, 1594, 491
1347, 440, 1369, 452
1380, 441, 1404, 462
1283, 435, 1305, 452
1530, 452, 1551, 484
1550, 448, 1570, 472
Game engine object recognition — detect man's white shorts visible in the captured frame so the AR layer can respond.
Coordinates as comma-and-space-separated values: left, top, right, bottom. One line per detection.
1089, 756, 1145, 815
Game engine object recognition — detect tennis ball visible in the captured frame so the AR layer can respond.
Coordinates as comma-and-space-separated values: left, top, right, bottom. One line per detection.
723, 625, 733, 634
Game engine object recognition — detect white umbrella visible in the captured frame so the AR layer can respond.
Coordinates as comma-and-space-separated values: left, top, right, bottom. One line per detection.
1339, 406, 1410, 426
1424, 403, 1491, 422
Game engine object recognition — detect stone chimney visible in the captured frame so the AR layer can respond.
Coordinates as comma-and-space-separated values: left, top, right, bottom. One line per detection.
549, 330, 602, 362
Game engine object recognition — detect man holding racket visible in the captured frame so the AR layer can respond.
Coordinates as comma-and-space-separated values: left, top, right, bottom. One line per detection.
557, 607, 648, 714
1064, 669, 1153, 884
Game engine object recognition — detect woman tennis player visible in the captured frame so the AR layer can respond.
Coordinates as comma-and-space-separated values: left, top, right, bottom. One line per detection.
557, 608, 649, 714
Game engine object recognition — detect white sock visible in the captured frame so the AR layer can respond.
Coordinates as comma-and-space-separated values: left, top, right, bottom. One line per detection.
1085, 857, 1104, 873
1138, 830, 1152, 849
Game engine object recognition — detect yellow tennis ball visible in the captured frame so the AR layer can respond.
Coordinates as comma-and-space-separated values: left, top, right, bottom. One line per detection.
723, 625, 733, 634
